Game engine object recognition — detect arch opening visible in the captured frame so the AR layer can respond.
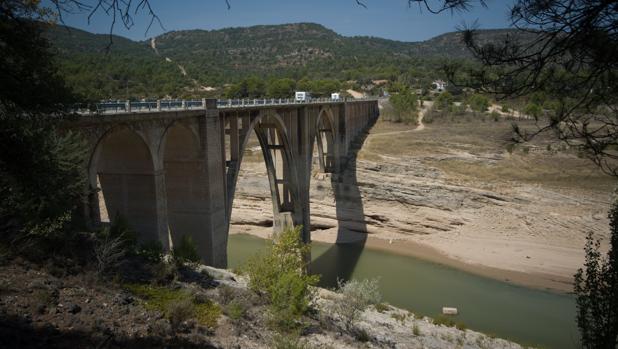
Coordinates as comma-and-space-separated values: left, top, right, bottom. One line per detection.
162, 122, 204, 249
315, 110, 336, 173
89, 127, 159, 241
226, 111, 298, 246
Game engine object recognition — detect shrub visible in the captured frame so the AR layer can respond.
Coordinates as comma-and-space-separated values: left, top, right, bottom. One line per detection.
574, 198, 618, 349
173, 235, 200, 263
152, 260, 178, 285
108, 215, 138, 252
331, 278, 381, 330
218, 284, 236, 305
225, 300, 247, 321
244, 226, 319, 331
491, 110, 500, 122
413, 323, 421, 336
524, 103, 543, 119
168, 298, 194, 330
136, 240, 164, 263
93, 228, 126, 275
466, 94, 490, 113
125, 283, 220, 329
271, 333, 307, 349
374, 302, 390, 313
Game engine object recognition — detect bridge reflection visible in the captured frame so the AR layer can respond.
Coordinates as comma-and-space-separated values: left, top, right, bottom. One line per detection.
310, 116, 376, 288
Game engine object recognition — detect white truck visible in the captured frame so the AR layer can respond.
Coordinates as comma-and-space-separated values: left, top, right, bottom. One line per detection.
331, 93, 341, 100
295, 91, 311, 102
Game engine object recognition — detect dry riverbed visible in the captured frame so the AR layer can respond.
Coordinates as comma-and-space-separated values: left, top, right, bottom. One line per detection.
230, 115, 615, 293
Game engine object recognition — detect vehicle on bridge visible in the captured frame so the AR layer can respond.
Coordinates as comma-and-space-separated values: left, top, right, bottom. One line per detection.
295, 91, 311, 102
331, 93, 341, 100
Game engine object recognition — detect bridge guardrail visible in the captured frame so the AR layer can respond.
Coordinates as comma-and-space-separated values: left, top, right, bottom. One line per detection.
72, 97, 377, 115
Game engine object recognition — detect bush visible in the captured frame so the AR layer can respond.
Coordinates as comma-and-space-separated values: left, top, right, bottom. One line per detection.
271, 333, 307, 349
413, 323, 421, 336
491, 110, 500, 122
244, 226, 319, 331
574, 198, 618, 349
466, 94, 490, 113
125, 283, 221, 329
390, 88, 419, 124
173, 235, 200, 263
94, 228, 126, 275
331, 278, 381, 330
137, 240, 164, 263
225, 300, 247, 321
168, 298, 194, 330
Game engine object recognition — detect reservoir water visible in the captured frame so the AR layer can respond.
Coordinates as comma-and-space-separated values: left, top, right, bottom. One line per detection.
228, 233, 579, 349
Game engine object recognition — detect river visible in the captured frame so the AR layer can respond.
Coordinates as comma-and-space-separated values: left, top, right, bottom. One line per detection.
228, 233, 579, 349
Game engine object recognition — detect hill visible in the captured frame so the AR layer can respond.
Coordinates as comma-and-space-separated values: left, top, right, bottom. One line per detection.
44, 22, 527, 99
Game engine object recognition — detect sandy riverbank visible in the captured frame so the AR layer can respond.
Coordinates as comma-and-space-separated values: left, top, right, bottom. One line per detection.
230, 116, 613, 295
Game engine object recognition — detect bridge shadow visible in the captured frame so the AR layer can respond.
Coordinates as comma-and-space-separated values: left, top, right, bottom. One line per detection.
310, 117, 377, 288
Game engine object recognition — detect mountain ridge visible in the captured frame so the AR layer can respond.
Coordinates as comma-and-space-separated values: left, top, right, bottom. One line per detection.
44, 22, 527, 99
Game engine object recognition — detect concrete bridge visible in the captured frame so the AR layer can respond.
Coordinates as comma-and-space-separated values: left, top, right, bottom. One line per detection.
77, 98, 379, 267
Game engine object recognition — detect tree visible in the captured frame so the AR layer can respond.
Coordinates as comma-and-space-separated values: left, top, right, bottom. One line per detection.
574, 199, 618, 349
434, 91, 454, 111
439, 0, 618, 175
466, 93, 489, 113
1, 1, 88, 257
390, 88, 418, 124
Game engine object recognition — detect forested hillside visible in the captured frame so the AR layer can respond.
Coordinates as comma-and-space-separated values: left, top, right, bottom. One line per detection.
44, 22, 526, 100
44, 25, 192, 101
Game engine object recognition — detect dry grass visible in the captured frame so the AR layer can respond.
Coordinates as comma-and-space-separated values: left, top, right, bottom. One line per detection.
361, 117, 615, 192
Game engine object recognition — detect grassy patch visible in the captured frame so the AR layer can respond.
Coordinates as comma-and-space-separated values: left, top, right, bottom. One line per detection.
125, 283, 220, 328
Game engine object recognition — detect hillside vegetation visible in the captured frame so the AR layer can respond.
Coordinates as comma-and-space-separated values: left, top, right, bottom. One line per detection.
44, 22, 530, 100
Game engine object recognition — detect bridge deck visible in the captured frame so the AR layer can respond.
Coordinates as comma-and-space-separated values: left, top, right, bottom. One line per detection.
74, 97, 377, 116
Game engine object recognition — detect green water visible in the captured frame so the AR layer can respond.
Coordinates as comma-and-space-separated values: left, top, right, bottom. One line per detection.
228, 234, 580, 349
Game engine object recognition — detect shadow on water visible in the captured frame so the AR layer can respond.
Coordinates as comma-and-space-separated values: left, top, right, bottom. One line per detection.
310, 117, 377, 288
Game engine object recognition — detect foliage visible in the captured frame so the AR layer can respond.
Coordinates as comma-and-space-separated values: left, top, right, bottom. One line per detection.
125, 283, 221, 328
167, 298, 194, 330
466, 94, 489, 113
523, 103, 542, 119
136, 240, 164, 263
243, 226, 319, 331
271, 333, 308, 349
0, 2, 87, 257
574, 198, 618, 349
93, 228, 126, 275
173, 235, 200, 263
331, 278, 381, 330
449, 0, 618, 175
225, 300, 247, 321
434, 91, 454, 111
389, 89, 418, 124
413, 323, 421, 336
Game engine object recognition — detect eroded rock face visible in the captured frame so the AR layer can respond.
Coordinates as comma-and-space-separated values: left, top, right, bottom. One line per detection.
230, 124, 610, 290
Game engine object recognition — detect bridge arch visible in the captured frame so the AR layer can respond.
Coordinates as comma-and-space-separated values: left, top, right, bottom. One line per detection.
315, 108, 336, 173
160, 121, 203, 249
228, 110, 301, 233
88, 125, 159, 241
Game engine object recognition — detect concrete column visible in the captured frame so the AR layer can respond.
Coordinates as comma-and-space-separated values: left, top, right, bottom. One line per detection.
153, 167, 172, 250
198, 99, 228, 267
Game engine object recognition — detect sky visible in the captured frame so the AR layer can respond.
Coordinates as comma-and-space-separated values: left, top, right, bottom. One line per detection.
50, 0, 515, 42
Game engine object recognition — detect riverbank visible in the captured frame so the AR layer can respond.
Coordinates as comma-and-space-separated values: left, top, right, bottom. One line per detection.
231, 116, 614, 295
230, 227, 573, 293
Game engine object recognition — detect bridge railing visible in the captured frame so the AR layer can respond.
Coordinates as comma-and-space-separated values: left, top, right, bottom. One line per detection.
72, 97, 376, 115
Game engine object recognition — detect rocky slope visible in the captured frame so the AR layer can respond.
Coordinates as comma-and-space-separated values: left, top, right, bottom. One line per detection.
0, 258, 522, 349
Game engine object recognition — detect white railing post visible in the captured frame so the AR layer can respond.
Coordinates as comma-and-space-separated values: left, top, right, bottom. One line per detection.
202, 98, 206, 108
182, 100, 186, 110
157, 100, 161, 111
125, 100, 131, 113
